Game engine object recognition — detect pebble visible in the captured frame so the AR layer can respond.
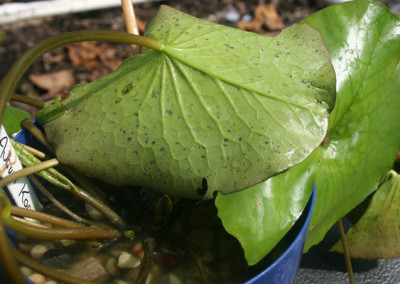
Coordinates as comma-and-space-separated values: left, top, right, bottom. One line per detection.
40, 249, 73, 269
225, 7, 240, 22
124, 266, 140, 281
20, 265, 33, 276
160, 273, 183, 284
110, 249, 124, 258
105, 257, 119, 276
30, 244, 49, 260
132, 242, 144, 260
28, 273, 46, 284
67, 256, 109, 282
118, 252, 141, 269
59, 239, 76, 247
241, 14, 252, 22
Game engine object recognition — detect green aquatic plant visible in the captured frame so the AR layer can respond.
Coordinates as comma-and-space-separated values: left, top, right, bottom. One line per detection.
35, 6, 335, 199
0, 0, 399, 271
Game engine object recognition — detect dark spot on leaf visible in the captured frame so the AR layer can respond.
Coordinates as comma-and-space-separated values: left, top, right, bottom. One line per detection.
152, 91, 157, 98
224, 139, 228, 142
151, 141, 156, 145
224, 43, 234, 49
238, 137, 242, 142
115, 99, 121, 104
127, 137, 132, 142
160, 147, 165, 151
165, 109, 172, 115
201, 155, 206, 159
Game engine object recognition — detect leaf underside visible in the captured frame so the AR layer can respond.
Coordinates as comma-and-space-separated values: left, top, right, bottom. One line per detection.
216, 0, 400, 265
331, 171, 400, 260
37, 6, 334, 199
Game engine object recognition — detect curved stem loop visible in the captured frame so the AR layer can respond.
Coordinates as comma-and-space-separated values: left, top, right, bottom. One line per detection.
0, 30, 163, 125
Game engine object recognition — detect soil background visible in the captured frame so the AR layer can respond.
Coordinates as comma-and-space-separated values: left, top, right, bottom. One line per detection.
1, 0, 398, 116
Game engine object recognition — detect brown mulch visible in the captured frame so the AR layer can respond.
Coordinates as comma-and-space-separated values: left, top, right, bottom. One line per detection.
0, 0, 396, 115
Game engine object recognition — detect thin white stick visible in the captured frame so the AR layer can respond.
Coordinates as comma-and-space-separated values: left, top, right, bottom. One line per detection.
0, 0, 156, 25
121, 0, 140, 53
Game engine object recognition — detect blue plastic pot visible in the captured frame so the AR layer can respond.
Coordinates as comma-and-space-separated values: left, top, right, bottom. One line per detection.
245, 185, 316, 284
4, 126, 316, 284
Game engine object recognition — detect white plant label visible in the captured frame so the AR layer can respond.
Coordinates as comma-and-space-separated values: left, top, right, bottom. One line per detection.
0, 125, 42, 211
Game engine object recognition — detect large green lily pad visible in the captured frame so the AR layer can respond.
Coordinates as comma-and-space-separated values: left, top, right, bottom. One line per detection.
37, 6, 334, 199
216, 0, 400, 265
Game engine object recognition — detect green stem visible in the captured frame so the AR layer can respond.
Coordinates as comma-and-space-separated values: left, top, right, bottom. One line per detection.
0, 209, 28, 284
29, 175, 96, 225
338, 219, 354, 284
0, 159, 59, 188
11, 206, 83, 229
0, 30, 163, 125
12, 247, 92, 284
11, 94, 44, 109
12, 140, 125, 226
0, 159, 58, 187
4, 216, 120, 240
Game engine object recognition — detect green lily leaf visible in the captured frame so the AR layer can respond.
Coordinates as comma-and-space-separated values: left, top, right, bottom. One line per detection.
331, 171, 400, 260
216, 0, 400, 265
36, 6, 334, 199
3, 105, 31, 135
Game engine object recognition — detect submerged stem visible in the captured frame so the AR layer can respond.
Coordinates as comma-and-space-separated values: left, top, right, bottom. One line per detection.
0, 207, 28, 284
12, 140, 125, 226
0, 30, 163, 125
11, 206, 84, 229
12, 247, 92, 284
29, 175, 95, 225
135, 238, 156, 284
4, 216, 120, 240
